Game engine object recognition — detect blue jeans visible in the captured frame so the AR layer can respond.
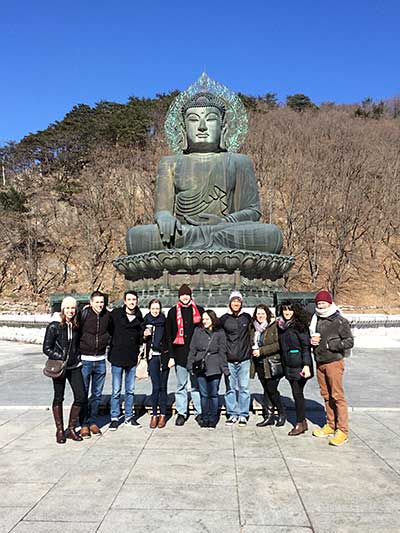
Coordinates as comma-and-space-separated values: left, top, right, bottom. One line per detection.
110, 365, 136, 420
197, 373, 221, 426
224, 360, 251, 417
148, 356, 170, 416
80, 359, 107, 426
175, 364, 201, 417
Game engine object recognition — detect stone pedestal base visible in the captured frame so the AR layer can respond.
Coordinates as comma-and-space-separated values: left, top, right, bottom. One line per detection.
113, 249, 295, 307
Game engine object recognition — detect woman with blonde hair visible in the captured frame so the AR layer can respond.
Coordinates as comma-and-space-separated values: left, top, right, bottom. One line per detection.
43, 296, 86, 444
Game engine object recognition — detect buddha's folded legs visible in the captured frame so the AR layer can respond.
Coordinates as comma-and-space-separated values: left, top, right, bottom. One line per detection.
126, 221, 283, 255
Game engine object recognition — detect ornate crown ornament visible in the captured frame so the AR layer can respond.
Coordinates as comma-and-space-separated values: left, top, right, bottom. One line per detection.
164, 72, 248, 154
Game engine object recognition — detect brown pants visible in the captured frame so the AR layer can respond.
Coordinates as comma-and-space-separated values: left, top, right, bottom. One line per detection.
317, 359, 348, 434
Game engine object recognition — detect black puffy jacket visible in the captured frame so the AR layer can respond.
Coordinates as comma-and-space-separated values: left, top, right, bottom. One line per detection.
278, 321, 313, 381
43, 321, 81, 368
220, 312, 252, 363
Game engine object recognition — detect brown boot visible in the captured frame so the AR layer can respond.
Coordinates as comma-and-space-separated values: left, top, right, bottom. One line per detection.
158, 415, 167, 429
150, 415, 159, 429
288, 422, 307, 436
66, 405, 83, 441
302, 420, 308, 432
52, 404, 66, 444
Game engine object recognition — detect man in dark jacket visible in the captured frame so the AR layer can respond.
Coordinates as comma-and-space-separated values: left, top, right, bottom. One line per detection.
79, 291, 112, 438
108, 290, 143, 430
220, 291, 252, 426
311, 290, 353, 446
166, 284, 204, 426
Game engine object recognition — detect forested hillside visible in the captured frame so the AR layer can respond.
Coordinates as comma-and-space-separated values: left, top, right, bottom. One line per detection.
1, 92, 399, 310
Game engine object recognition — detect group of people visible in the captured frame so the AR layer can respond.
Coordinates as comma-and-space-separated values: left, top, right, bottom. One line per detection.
43, 286, 353, 447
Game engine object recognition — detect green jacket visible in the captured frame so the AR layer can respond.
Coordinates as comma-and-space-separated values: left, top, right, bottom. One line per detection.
249, 320, 281, 379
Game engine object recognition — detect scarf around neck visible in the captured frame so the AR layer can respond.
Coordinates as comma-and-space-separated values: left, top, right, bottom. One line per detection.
253, 320, 268, 348
309, 303, 340, 335
173, 300, 201, 345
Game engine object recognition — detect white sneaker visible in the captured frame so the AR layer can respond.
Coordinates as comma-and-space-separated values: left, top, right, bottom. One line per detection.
238, 417, 247, 426
225, 416, 238, 425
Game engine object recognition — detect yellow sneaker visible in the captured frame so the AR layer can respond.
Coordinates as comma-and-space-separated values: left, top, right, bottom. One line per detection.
329, 429, 349, 446
312, 424, 335, 438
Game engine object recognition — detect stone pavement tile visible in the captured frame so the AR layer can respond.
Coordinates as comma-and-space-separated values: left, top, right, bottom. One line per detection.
0, 409, 29, 426
98, 509, 241, 532
0, 482, 53, 507
293, 463, 400, 513
25, 488, 115, 522
145, 424, 234, 451
240, 525, 312, 533
113, 483, 238, 511
232, 426, 282, 458
56, 452, 137, 491
308, 511, 400, 532
12, 521, 99, 532
0, 409, 48, 448
0, 507, 30, 533
125, 449, 235, 486
236, 458, 310, 527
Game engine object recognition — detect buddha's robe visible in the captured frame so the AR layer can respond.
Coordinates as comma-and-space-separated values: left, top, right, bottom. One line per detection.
126, 152, 283, 254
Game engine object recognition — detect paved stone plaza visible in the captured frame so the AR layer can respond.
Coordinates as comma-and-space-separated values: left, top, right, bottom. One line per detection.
0, 340, 400, 532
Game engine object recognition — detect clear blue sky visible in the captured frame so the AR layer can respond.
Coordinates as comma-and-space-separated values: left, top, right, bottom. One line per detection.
2, 0, 399, 144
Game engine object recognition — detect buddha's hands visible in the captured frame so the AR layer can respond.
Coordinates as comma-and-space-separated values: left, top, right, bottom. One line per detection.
184, 213, 226, 226
156, 212, 182, 246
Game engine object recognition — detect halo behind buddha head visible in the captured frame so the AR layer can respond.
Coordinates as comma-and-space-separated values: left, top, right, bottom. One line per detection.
164, 73, 248, 154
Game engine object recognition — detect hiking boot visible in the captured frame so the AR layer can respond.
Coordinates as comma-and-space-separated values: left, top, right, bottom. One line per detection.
313, 424, 335, 438
329, 429, 349, 447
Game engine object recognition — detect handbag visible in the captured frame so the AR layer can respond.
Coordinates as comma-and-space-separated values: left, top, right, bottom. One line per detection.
43, 359, 67, 379
43, 332, 72, 379
136, 356, 148, 380
192, 358, 206, 375
268, 358, 284, 379
192, 334, 213, 375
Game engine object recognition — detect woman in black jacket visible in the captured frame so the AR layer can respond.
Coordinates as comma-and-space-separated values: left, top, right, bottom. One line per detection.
43, 296, 86, 444
249, 304, 286, 427
143, 299, 172, 429
187, 310, 229, 428
277, 301, 313, 436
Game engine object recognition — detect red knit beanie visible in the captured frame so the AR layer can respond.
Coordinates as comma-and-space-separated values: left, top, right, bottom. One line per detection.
178, 284, 192, 297
315, 290, 333, 304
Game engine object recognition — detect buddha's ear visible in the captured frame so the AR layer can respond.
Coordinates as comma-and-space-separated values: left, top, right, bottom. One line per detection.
180, 125, 188, 152
220, 123, 228, 151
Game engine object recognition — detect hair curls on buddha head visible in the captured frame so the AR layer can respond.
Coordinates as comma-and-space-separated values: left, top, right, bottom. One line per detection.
182, 92, 226, 122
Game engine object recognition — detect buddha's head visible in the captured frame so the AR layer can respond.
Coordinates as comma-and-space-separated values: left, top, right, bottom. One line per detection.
181, 92, 227, 153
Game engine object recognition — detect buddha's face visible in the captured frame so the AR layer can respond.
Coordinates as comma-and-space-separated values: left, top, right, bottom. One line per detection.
184, 106, 222, 153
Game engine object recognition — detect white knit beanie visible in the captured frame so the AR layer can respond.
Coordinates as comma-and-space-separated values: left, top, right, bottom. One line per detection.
229, 290, 243, 302
61, 296, 77, 310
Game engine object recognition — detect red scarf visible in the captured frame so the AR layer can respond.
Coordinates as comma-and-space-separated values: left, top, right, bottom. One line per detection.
173, 300, 201, 345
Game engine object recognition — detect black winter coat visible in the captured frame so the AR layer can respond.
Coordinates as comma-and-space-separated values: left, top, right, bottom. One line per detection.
109, 306, 143, 368
220, 312, 252, 363
79, 306, 112, 355
187, 327, 229, 377
43, 321, 81, 369
166, 304, 204, 367
314, 312, 354, 364
278, 321, 313, 381
142, 312, 169, 368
